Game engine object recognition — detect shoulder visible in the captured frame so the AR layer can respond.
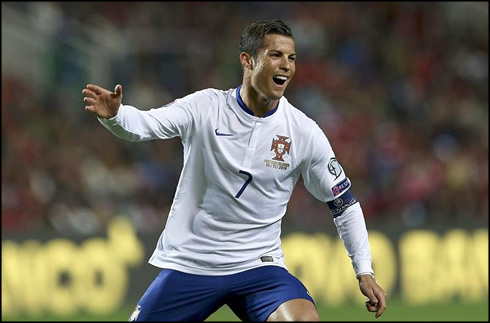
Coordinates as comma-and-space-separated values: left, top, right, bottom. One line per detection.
181, 88, 232, 105
281, 96, 330, 149
188, 88, 232, 99
281, 96, 319, 130
282, 97, 315, 121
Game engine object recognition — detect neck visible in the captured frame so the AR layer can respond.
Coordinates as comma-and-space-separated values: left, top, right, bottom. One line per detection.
239, 83, 279, 117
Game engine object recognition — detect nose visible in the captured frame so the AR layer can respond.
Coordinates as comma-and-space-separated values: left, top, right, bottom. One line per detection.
280, 56, 291, 71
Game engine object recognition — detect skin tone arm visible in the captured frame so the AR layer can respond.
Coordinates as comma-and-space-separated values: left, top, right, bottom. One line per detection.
82, 84, 123, 119
358, 274, 387, 318
266, 274, 387, 321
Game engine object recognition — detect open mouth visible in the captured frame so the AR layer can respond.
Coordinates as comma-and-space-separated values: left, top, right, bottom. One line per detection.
273, 75, 288, 86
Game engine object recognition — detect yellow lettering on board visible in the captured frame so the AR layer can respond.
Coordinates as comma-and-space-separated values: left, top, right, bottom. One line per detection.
465, 229, 488, 300
368, 231, 396, 301
325, 238, 361, 306
2, 241, 20, 316
22, 240, 47, 316
282, 232, 364, 306
282, 233, 330, 302
435, 229, 468, 302
74, 238, 128, 315
399, 230, 439, 304
107, 216, 144, 266
45, 239, 78, 316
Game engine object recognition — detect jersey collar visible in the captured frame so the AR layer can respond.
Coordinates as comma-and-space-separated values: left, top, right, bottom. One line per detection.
235, 85, 279, 118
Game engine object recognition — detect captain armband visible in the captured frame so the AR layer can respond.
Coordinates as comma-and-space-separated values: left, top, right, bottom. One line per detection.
326, 188, 358, 218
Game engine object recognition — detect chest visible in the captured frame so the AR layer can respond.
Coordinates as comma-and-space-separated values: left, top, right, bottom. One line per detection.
206, 111, 301, 175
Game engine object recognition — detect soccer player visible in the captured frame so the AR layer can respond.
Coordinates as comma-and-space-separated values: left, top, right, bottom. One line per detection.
82, 19, 387, 321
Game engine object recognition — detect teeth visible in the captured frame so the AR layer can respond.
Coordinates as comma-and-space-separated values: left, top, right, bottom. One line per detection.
274, 76, 287, 80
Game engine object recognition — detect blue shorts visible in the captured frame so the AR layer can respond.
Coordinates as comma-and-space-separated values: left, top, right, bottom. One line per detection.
129, 265, 315, 322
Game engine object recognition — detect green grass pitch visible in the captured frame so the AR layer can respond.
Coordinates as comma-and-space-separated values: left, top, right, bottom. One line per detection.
2, 298, 488, 321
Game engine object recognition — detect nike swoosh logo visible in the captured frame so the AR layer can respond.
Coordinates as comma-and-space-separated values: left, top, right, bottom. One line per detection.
215, 128, 234, 136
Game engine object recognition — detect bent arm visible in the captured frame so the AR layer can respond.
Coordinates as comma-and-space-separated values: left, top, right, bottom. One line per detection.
333, 202, 373, 276
300, 122, 386, 316
334, 203, 387, 318
301, 123, 374, 276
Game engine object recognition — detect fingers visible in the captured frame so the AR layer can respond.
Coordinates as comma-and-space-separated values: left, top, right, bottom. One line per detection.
85, 105, 95, 113
82, 89, 96, 102
365, 299, 377, 312
363, 287, 378, 310
114, 84, 122, 96
82, 84, 104, 104
86, 84, 105, 95
83, 84, 122, 101
364, 291, 387, 318
82, 86, 97, 112
82, 84, 103, 113
375, 291, 387, 318
359, 276, 387, 319
82, 88, 95, 99
82, 83, 121, 118
111, 84, 123, 101
83, 96, 95, 106
82, 88, 95, 112
365, 300, 383, 318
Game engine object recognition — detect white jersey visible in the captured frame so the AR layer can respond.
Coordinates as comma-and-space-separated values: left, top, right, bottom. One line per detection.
98, 86, 374, 276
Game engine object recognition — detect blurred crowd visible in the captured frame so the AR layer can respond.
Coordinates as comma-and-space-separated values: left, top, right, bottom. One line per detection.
2, 2, 488, 236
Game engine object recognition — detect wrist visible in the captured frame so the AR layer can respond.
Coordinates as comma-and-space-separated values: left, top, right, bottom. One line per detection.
356, 272, 375, 280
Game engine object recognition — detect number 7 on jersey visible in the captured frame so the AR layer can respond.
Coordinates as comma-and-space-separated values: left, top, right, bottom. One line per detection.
235, 170, 253, 198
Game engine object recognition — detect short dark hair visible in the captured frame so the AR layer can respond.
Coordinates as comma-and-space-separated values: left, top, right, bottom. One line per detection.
239, 19, 293, 58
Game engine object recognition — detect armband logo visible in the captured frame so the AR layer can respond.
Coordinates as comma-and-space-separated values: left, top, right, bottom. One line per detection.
333, 197, 344, 207
332, 178, 350, 196
328, 157, 343, 180
327, 189, 357, 217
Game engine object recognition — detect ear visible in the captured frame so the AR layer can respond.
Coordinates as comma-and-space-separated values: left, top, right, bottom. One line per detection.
240, 52, 253, 70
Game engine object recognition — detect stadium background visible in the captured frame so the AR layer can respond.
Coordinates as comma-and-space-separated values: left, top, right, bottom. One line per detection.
2, 2, 488, 321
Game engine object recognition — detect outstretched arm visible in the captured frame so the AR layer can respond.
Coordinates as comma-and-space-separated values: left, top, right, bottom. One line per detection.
82, 84, 215, 142
82, 84, 123, 119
